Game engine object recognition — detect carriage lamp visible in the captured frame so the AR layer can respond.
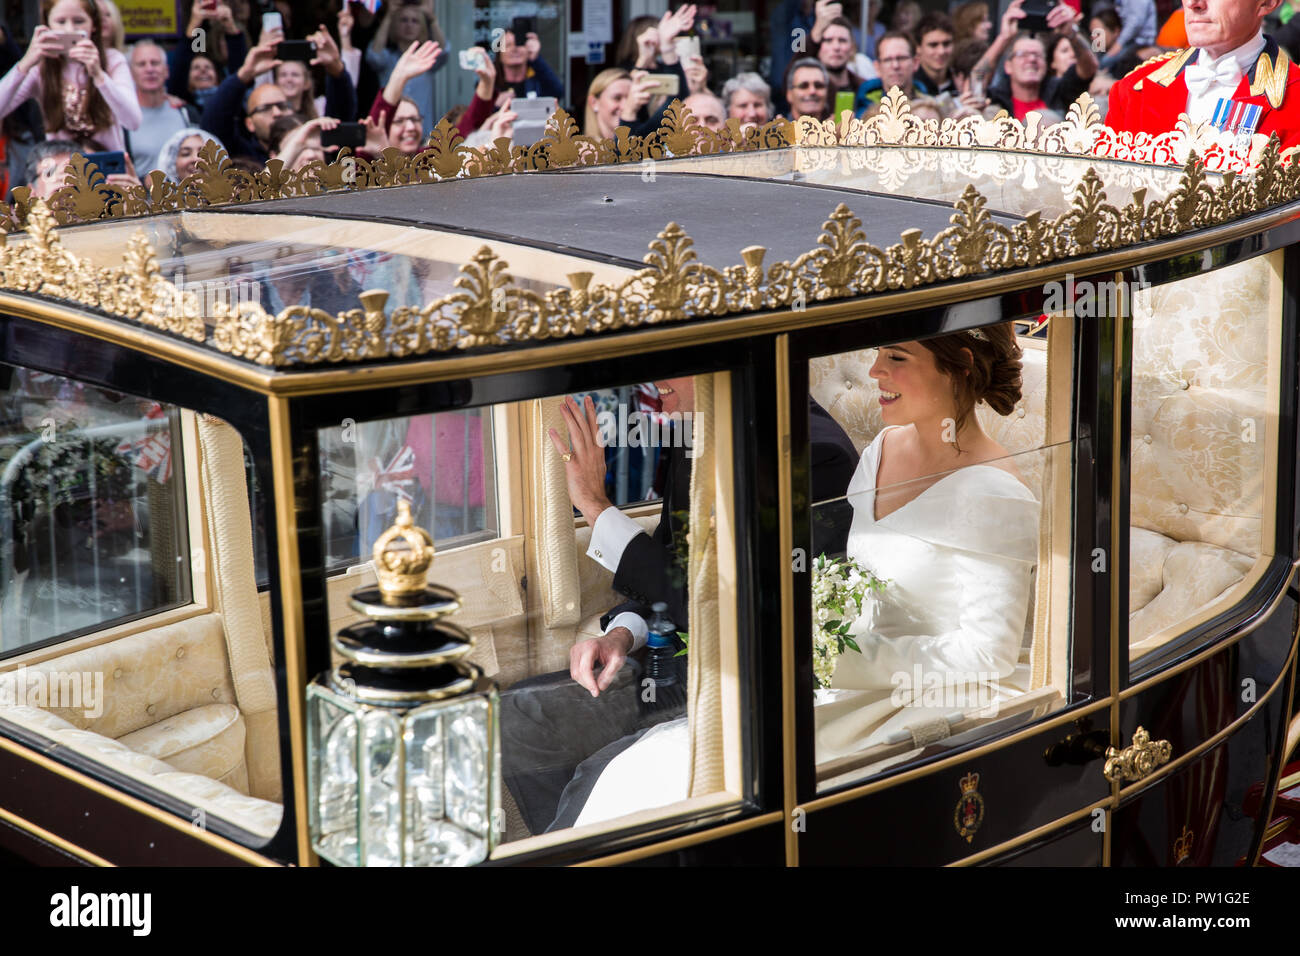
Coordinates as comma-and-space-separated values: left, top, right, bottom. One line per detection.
307, 500, 499, 867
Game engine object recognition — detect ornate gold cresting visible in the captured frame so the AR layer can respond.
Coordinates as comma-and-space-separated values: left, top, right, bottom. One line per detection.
1103, 727, 1174, 783
2, 92, 1299, 368
1, 90, 1284, 235
0, 104, 797, 233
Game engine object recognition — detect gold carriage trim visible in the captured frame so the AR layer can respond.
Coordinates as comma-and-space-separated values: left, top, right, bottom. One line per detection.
0, 91, 1297, 367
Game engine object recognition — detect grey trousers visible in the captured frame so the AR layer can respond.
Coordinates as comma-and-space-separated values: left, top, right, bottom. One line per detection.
498, 654, 688, 835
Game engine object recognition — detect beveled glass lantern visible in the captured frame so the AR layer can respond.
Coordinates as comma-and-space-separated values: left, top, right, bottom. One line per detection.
307, 500, 499, 866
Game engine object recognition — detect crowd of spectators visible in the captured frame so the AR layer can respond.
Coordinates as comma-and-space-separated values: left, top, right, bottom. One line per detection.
0, 0, 1296, 198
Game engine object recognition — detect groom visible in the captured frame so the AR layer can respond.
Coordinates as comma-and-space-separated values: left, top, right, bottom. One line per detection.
498, 382, 856, 834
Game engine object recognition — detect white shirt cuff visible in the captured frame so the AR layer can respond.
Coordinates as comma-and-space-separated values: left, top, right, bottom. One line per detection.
604, 611, 649, 653
586, 506, 646, 573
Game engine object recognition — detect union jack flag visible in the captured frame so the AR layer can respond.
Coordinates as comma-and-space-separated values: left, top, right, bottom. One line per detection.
363, 445, 417, 501
115, 405, 173, 483
356, 0, 383, 14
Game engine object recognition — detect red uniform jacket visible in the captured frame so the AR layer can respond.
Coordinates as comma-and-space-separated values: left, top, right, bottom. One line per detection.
1105, 36, 1300, 152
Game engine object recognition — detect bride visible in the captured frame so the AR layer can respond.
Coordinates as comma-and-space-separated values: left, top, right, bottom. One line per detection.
568, 324, 1040, 826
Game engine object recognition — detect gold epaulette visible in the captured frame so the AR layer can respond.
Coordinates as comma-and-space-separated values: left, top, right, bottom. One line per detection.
1123, 48, 1181, 81
1128, 48, 1194, 91
1250, 48, 1292, 109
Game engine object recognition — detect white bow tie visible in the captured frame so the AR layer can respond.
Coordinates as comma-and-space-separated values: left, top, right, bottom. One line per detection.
1184, 56, 1244, 99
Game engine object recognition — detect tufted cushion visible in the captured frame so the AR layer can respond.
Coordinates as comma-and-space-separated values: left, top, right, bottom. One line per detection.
1129, 540, 1256, 648
0, 705, 281, 839
1129, 527, 1177, 612
1127, 255, 1274, 648
118, 703, 248, 793
1129, 386, 1265, 556
0, 614, 236, 740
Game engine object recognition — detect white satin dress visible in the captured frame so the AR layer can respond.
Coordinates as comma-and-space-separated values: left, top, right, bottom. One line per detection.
815, 426, 1040, 765
573, 426, 1040, 827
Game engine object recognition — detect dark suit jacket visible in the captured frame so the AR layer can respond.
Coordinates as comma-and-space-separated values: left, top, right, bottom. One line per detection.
599, 399, 857, 635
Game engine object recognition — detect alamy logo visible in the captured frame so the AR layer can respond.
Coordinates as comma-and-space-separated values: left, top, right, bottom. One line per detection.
889, 665, 1001, 709
1042, 273, 1148, 317
50, 886, 151, 936
595, 404, 697, 458
0, 667, 104, 719
168, 270, 261, 316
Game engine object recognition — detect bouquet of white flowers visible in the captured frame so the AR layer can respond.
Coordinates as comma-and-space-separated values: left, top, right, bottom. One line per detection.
812, 553, 888, 689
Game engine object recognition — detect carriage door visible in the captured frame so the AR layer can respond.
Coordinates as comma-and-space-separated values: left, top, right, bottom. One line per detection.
1109, 251, 1299, 867
784, 289, 1111, 866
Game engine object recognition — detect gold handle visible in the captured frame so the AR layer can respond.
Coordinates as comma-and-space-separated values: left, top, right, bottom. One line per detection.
1103, 726, 1173, 783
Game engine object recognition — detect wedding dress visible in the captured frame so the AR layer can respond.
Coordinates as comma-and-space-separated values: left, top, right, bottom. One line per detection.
571, 426, 1040, 828
815, 425, 1040, 765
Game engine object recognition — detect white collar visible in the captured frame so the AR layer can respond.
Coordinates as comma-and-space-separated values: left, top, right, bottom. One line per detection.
1196, 29, 1266, 74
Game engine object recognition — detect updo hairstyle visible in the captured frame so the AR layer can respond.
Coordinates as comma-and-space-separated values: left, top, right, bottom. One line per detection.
919, 322, 1023, 434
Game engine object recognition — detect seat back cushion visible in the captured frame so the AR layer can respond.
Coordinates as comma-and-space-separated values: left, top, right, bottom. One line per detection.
0, 613, 236, 740
118, 702, 249, 793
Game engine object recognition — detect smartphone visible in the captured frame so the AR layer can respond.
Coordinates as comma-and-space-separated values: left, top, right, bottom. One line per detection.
643, 73, 681, 97
511, 95, 556, 147
511, 16, 535, 45
458, 48, 487, 71
53, 30, 86, 51
834, 89, 854, 118
321, 122, 366, 149
84, 150, 126, 177
261, 11, 283, 35
1019, 0, 1058, 34
674, 36, 701, 62
275, 39, 317, 62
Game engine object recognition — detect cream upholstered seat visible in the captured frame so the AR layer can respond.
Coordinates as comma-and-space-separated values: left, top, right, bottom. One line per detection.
0, 703, 280, 838
0, 414, 284, 836
1128, 258, 1273, 655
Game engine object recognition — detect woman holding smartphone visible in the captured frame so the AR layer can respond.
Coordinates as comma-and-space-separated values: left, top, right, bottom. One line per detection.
0, 0, 140, 153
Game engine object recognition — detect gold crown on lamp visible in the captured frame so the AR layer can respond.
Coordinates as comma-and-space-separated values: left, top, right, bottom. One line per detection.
372, 499, 436, 603
959, 771, 980, 794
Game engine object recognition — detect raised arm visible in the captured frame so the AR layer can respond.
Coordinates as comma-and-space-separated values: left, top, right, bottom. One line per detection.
1042, 2, 1097, 91
88, 48, 143, 131
972, 0, 1025, 91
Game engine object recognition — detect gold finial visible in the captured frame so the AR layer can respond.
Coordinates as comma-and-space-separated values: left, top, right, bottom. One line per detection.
372, 499, 436, 603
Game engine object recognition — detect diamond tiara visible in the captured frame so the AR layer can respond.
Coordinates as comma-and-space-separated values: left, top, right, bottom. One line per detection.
965, 327, 989, 341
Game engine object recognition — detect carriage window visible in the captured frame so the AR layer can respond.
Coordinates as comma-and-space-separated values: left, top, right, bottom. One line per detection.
316, 373, 746, 853
319, 409, 499, 572
0, 382, 284, 846
0, 365, 188, 654
807, 321, 1074, 792
578, 385, 667, 510
1127, 253, 1284, 671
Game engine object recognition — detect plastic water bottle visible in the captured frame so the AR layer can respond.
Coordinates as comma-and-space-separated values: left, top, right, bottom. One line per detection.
645, 602, 678, 688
